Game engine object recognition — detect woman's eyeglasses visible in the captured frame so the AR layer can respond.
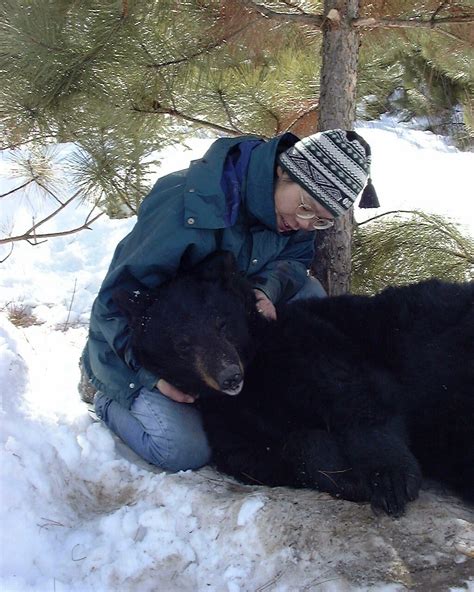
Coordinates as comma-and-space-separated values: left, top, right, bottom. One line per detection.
295, 192, 335, 230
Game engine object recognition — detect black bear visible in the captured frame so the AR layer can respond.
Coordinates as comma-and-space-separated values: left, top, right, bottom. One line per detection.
115, 251, 474, 516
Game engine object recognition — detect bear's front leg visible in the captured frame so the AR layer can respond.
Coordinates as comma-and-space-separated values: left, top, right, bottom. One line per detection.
201, 400, 298, 487
339, 417, 422, 516
282, 429, 371, 502
213, 444, 297, 487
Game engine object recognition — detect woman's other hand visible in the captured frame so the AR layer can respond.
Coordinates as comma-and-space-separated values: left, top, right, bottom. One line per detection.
253, 289, 277, 320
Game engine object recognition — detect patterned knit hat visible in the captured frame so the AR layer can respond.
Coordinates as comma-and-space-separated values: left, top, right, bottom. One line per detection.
277, 130, 379, 217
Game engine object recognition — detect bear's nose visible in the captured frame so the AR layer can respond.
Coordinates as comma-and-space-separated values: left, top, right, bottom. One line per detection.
219, 365, 244, 395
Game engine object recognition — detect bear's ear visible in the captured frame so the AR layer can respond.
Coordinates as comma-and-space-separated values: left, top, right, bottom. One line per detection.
113, 288, 154, 321
191, 250, 239, 282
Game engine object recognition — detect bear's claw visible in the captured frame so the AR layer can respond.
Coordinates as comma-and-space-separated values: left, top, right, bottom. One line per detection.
369, 466, 422, 517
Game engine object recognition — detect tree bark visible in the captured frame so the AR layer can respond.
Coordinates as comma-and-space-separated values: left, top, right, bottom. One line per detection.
313, 0, 360, 296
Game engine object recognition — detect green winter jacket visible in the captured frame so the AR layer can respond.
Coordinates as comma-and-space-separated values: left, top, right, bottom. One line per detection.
82, 133, 315, 408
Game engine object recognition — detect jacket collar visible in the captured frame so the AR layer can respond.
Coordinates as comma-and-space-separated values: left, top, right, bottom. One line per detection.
183, 133, 299, 230
243, 133, 299, 231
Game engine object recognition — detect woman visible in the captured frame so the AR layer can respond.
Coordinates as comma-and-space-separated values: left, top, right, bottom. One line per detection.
80, 129, 378, 471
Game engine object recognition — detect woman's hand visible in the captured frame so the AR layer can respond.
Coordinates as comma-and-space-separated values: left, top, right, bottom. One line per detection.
253, 289, 277, 320
157, 378, 196, 403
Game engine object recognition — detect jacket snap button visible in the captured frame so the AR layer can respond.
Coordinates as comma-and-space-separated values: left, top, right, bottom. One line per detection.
129, 382, 135, 388
252, 258, 258, 264
188, 188, 195, 192
187, 217, 195, 225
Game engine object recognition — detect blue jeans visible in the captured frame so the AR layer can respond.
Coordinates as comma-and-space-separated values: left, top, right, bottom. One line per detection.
95, 276, 326, 471
95, 388, 211, 471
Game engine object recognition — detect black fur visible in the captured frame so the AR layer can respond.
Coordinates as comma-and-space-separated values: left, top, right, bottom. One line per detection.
114, 251, 474, 516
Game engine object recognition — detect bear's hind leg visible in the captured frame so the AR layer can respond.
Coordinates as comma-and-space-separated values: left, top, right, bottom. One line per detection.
412, 394, 474, 504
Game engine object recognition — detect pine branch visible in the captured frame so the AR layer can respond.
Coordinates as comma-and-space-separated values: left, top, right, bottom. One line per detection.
0, 135, 58, 151
121, 0, 129, 19
0, 178, 38, 198
424, 244, 474, 263
217, 89, 243, 132
0, 243, 14, 264
35, 180, 64, 206
145, 20, 256, 69
431, 1, 450, 22
238, 0, 324, 26
279, 0, 306, 14
130, 104, 247, 136
434, 26, 471, 43
357, 210, 419, 225
0, 189, 104, 246
239, 1, 473, 31
353, 13, 474, 30
0, 211, 104, 246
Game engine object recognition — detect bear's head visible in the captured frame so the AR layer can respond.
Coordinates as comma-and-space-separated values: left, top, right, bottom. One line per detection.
114, 251, 264, 397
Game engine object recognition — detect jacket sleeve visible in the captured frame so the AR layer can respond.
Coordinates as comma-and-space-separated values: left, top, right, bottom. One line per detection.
249, 230, 315, 303
89, 184, 217, 396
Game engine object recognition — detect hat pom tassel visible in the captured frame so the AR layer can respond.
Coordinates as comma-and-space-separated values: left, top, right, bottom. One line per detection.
359, 177, 380, 208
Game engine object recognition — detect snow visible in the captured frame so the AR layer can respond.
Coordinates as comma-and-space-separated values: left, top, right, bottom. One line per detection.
357, 117, 474, 238
0, 119, 473, 591
236, 496, 266, 526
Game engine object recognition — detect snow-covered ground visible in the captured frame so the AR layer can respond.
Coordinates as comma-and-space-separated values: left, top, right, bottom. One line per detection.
1, 120, 473, 591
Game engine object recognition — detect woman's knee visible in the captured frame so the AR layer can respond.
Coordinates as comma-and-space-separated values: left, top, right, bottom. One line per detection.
145, 427, 212, 472
130, 389, 212, 472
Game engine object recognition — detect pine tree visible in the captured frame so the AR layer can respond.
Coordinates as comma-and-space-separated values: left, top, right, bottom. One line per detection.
1, 0, 473, 287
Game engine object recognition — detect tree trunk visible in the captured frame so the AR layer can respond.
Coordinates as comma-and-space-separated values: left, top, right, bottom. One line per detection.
312, 0, 360, 296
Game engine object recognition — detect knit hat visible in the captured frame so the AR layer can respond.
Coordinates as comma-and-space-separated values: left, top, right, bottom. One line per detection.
277, 129, 379, 217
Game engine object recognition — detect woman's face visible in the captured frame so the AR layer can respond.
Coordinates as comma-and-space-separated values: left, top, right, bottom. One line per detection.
273, 166, 334, 233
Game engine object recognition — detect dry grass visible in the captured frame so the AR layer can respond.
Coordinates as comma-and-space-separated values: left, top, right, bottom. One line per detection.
4, 302, 43, 328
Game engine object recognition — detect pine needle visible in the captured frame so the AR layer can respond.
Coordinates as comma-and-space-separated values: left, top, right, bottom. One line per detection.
352, 210, 474, 295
